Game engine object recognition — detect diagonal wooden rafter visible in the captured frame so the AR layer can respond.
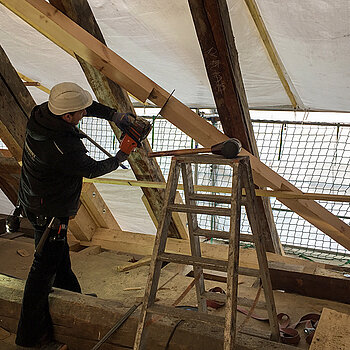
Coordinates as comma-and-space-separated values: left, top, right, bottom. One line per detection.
2, 0, 350, 251
244, 0, 304, 109
17, 70, 151, 106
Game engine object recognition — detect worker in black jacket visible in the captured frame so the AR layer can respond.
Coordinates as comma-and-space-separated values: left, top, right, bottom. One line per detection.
15, 82, 138, 349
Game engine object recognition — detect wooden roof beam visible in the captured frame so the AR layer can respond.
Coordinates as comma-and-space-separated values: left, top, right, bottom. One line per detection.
17, 70, 150, 106
189, 0, 282, 254
2, 0, 350, 251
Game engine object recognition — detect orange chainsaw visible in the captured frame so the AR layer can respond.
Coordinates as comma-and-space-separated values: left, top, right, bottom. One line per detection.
119, 116, 152, 154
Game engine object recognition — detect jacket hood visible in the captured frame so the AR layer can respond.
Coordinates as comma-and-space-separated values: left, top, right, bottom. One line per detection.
27, 102, 81, 141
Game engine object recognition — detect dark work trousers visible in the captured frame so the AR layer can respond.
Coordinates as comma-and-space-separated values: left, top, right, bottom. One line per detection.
15, 212, 81, 347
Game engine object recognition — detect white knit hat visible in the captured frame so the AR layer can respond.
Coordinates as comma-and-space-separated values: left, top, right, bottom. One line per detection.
48, 82, 93, 115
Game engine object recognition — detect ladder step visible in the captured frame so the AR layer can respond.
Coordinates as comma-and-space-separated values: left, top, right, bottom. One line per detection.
148, 304, 224, 325
167, 204, 231, 216
159, 252, 227, 271
190, 193, 247, 206
193, 228, 229, 239
193, 228, 254, 242
159, 253, 259, 277
189, 193, 231, 204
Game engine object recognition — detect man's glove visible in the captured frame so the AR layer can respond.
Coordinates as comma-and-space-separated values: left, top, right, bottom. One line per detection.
111, 112, 136, 132
116, 150, 129, 164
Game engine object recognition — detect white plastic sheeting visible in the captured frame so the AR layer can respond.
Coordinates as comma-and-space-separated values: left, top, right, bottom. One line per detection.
0, 0, 349, 112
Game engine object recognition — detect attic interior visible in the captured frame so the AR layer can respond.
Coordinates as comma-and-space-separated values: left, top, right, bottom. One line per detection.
0, 0, 349, 349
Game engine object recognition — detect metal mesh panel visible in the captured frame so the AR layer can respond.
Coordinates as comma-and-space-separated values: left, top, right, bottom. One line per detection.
6, 112, 348, 261
80, 113, 350, 260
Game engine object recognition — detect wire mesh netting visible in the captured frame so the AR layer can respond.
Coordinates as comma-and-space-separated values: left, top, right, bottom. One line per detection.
77, 113, 350, 262
2, 112, 349, 262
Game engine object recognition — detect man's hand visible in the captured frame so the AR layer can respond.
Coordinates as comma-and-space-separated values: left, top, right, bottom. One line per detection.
111, 112, 136, 132
116, 150, 129, 163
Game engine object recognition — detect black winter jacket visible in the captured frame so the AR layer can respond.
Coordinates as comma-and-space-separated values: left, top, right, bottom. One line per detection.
18, 101, 120, 217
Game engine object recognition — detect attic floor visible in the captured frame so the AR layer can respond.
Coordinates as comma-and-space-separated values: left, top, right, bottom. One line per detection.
1, 234, 350, 349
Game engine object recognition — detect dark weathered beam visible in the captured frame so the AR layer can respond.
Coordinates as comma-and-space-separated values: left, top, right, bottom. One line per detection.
0, 275, 300, 350
0, 46, 32, 204
49, 0, 187, 239
0, 159, 19, 204
188, 0, 282, 254
0, 46, 32, 161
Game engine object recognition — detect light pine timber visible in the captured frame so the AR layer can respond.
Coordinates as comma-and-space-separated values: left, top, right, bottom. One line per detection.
84, 177, 350, 202
2, 0, 350, 250
309, 308, 350, 350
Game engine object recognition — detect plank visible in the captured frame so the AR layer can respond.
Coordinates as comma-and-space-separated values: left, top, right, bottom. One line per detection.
85, 177, 350, 202
309, 308, 350, 350
2, 0, 350, 250
49, 0, 187, 239
0, 46, 30, 204
116, 256, 151, 272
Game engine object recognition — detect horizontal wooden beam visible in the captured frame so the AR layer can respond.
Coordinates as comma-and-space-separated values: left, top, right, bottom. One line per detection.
81, 228, 350, 304
84, 178, 350, 203
3, 0, 350, 250
0, 274, 299, 350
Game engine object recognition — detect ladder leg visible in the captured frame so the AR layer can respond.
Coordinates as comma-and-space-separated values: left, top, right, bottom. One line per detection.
223, 162, 242, 350
181, 162, 207, 312
134, 158, 181, 350
241, 158, 280, 342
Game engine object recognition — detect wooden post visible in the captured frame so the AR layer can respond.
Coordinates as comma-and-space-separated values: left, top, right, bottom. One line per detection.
188, 0, 282, 255
0, 45, 33, 204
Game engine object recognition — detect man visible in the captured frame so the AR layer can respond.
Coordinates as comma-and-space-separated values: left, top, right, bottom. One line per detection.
15, 82, 145, 349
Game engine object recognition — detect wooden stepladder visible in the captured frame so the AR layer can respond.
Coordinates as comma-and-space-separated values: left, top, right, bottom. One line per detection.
133, 155, 280, 349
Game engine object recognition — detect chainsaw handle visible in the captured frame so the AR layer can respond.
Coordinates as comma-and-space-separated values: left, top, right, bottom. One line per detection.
148, 148, 211, 157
